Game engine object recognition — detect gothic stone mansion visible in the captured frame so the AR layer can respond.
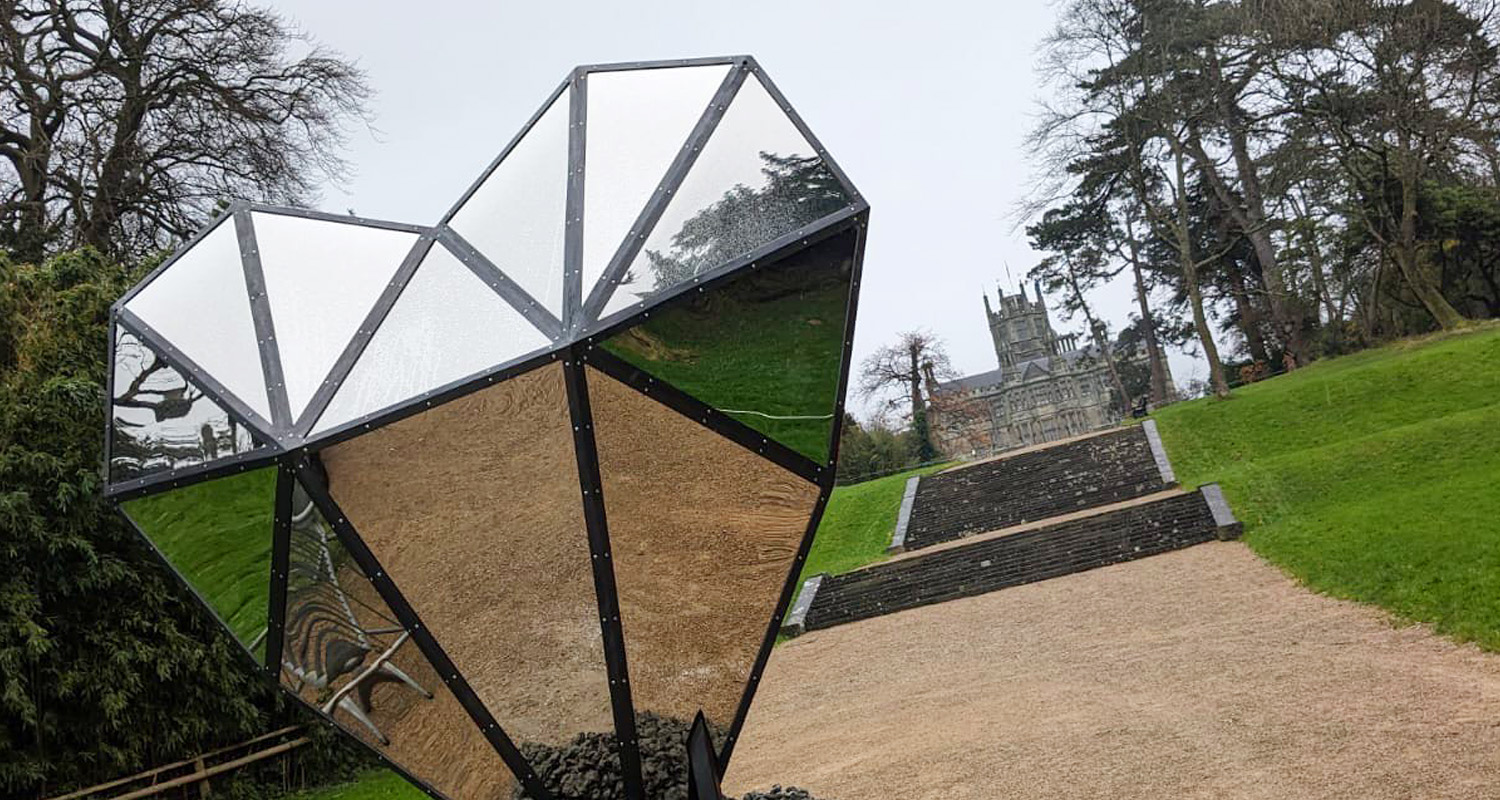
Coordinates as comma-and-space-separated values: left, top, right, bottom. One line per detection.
927, 283, 1146, 458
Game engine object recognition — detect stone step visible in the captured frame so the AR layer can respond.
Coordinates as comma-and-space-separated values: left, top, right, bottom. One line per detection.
786, 485, 1239, 635
895, 422, 1176, 553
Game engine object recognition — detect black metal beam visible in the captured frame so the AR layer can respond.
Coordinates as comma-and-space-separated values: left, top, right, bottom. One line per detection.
437, 227, 564, 339
265, 466, 293, 676
582, 202, 868, 339
561, 349, 645, 800
114, 308, 278, 442
234, 209, 294, 434
583, 348, 824, 486
301, 348, 563, 451
439, 79, 570, 227
576, 55, 743, 74
292, 460, 553, 800
687, 712, 725, 800
563, 70, 587, 331
112, 207, 239, 311
115, 506, 269, 669
719, 211, 869, 767
245, 203, 427, 234
745, 57, 863, 204
293, 234, 437, 438
580, 58, 750, 323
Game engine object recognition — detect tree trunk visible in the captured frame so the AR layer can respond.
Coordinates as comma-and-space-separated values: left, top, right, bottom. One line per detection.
1066, 268, 1130, 412
1185, 131, 1307, 368
1225, 261, 1273, 365
1169, 138, 1231, 399
1394, 148, 1467, 330
908, 344, 936, 460
1120, 212, 1173, 404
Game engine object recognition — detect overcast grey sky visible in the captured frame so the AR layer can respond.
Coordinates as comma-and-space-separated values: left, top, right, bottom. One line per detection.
270, 0, 1207, 416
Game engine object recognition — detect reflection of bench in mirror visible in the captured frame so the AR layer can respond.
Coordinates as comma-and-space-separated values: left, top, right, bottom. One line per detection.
280, 489, 432, 745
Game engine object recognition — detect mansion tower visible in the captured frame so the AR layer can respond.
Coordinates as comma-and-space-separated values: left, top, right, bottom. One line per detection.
926, 282, 1125, 457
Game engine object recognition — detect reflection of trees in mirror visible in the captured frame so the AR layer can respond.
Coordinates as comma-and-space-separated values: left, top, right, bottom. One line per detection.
110, 331, 257, 481
602, 229, 854, 463
621, 153, 849, 303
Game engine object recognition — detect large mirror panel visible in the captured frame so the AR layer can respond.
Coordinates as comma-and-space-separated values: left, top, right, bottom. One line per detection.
587, 366, 821, 751
319, 363, 615, 752
601, 73, 851, 318
600, 229, 857, 464
581, 64, 731, 297
121, 467, 276, 656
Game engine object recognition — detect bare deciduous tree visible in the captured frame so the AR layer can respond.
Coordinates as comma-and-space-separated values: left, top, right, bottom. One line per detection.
0, 0, 371, 260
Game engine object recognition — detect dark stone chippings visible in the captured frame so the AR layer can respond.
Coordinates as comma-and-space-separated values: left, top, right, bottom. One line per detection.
513, 714, 826, 800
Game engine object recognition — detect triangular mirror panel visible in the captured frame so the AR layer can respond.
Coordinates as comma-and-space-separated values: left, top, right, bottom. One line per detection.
447, 90, 569, 318
123, 218, 272, 419
281, 476, 518, 799
318, 363, 615, 752
599, 228, 857, 464
122, 467, 276, 657
252, 212, 418, 421
110, 326, 264, 484
587, 366, 821, 757
601, 73, 852, 319
312, 241, 552, 435
581, 64, 732, 298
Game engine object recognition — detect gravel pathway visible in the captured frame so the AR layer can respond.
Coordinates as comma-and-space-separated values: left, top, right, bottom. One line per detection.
724, 543, 1500, 799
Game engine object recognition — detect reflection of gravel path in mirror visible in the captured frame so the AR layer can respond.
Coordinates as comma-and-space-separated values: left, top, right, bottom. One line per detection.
726, 542, 1500, 800
589, 366, 820, 732
321, 362, 616, 750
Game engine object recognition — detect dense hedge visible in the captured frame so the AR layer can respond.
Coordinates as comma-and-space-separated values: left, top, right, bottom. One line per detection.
0, 249, 367, 797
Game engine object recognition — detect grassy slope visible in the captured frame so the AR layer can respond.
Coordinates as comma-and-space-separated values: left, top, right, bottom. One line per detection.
794, 463, 952, 591
122, 467, 277, 648
602, 278, 847, 464
1153, 323, 1500, 649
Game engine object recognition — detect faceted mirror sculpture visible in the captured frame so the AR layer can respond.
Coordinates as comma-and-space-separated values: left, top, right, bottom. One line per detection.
110, 326, 262, 483
589, 367, 821, 737
601, 71, 853, 319
123, 218, 272, 420
581, 64, 732, 295
319, 363, 615, 747
122, 467, 276, 654
447, 89, 570, 318
280, 477, 518, 800
106, 57, 865, 800
599, 229, 856, 464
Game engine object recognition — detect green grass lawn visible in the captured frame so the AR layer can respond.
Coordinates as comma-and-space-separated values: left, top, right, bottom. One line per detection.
291, 770, 427, 800
122, 466, 277, 649
788, 463, 952, 604
1153, 322, 1500, 649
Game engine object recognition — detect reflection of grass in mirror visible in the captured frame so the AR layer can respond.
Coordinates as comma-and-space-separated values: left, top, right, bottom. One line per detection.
290, 770, 427, 800
124, 467, 276, 647
602, 247, 851, 464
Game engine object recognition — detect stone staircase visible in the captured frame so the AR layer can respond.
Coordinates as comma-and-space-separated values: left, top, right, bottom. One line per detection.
785, 422, 1241, 635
